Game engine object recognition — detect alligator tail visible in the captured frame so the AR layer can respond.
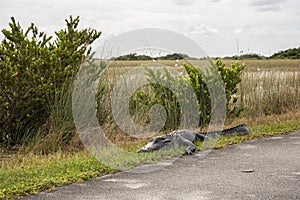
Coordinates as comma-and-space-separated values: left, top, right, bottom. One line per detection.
197, 124, 250, 139
221, 124, 249, 136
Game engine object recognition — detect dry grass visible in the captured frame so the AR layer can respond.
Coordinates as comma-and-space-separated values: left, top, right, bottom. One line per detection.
237, 60, 300, 117
223, 59, 300, 71
107, 59, 300, 70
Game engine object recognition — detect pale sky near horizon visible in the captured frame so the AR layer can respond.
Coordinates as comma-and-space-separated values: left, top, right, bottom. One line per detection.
0, 0, 299, 57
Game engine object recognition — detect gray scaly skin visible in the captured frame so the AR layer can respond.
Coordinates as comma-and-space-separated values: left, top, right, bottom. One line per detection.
137, 124, 250, 155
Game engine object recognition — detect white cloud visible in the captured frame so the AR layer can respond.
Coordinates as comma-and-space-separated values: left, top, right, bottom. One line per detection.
251, 0, 286, 6
234, 28, 243, 34
188, 24, 222, 37
233, 24, 252, 35
172, 0, 196, 5
250, 0, 287, 11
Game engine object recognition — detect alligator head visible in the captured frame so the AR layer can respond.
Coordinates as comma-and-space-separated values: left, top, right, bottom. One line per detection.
137, 135, 172, 153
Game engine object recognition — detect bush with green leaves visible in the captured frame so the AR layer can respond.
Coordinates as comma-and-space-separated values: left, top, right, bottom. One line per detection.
128, 59, 246, 129
129, 67, 182, 130
0, 16, 101, 144
184, 59, 246, 126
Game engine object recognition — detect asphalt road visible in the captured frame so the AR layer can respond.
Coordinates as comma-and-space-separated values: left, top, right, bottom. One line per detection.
20, 130, 300, 200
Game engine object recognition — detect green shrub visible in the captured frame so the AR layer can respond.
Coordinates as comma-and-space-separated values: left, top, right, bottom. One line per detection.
128, 59, 246, 129
0, 16, 101, 144
130, 67, 182, 130
185, 59, 245, 126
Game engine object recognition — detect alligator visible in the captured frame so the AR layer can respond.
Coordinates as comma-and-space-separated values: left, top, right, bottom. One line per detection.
137, 124, 250, 155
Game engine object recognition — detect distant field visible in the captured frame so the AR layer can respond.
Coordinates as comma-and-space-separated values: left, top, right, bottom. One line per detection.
104, 59, 300, 70
225, 59, 300, 71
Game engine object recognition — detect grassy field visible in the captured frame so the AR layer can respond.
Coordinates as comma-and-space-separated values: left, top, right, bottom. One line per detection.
224, 59, 299, 71
1, 59, 300, 199
239, 69, 299, 116
106, 59, 300, 70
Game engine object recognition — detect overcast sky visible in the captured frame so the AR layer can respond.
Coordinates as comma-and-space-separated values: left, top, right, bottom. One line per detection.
1, 0, 299, 57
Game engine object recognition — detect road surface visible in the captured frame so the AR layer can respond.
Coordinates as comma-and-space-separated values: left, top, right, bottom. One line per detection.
20, 130, 300, 200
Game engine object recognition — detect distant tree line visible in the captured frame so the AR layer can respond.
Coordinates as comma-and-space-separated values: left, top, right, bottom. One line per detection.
222, 53, 266, 60
114, 47, 300, 61
222, 47, 300, 60
114, 53, 152, 61
113, 53, 189, 60
270, 47, 300, 59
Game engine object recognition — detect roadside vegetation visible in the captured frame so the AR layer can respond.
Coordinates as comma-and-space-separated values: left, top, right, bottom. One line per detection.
2, 110, 300, 199
0, 16, 299, 199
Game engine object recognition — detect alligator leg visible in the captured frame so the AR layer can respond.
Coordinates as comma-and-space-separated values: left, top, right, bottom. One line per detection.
171, 135, 196, 155
185, 144, 196, 155
180, 138, 196, 155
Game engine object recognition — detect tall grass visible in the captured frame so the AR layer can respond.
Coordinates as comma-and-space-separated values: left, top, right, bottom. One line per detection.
22, 82, 77, 154
238, 65, 300, 117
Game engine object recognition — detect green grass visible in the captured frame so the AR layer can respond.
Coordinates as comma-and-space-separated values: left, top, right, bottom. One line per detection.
0, 147, 184, 199
0, 152, 114, 199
